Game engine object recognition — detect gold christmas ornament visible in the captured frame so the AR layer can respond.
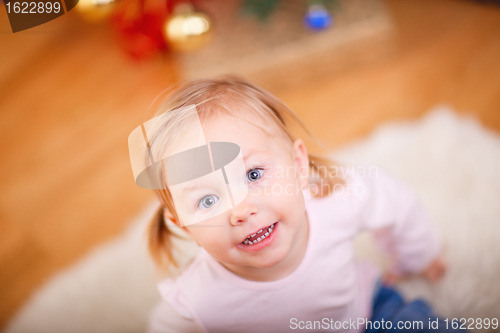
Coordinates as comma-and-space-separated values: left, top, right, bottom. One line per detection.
75, 0, 115, 22
163, 4, 212, 52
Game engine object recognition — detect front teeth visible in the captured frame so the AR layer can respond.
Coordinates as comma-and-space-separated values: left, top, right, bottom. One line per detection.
243, 223, 275, 245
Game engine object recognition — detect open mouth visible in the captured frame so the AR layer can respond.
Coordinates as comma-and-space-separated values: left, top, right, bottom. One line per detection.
241, 222, 277, 245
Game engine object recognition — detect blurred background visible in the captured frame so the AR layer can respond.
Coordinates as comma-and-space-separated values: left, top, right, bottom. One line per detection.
1, 0, 500, 331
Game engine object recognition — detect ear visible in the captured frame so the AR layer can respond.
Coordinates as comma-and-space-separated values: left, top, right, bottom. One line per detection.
177, 226, 200, 247
292, 138, 309, 190
163, 209, 200, 246
163, 209, 178, 226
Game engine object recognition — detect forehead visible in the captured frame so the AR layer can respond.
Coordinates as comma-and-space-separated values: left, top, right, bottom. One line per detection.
201, 112, 291, 158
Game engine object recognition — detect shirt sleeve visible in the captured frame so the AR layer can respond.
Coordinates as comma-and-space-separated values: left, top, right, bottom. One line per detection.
147, 299, 205, 333
352, 168, 442, 276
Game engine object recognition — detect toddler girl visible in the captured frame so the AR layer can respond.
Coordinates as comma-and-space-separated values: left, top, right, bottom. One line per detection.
128, 76, 462, 332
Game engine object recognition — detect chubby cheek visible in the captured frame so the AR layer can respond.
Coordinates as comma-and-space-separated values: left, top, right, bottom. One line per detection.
188, 223, 228, 242
272, 176, 304, 207
277, 185, 306, 228
185, 218, 226, 247
282, 196, 304, 226
199, 234, 241, 264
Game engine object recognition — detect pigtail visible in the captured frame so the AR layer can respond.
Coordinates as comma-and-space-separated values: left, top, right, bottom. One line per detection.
148, 205, 179, 272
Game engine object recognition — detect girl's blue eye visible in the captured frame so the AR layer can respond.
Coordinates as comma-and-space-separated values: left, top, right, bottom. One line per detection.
247, 168, 263, 182
198, 195, 219, 209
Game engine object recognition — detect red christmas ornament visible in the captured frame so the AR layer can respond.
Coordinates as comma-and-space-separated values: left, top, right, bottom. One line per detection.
110, 0, 175, 60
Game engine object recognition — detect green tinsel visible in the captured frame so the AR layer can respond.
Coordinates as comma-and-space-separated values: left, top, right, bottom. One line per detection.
241, 0, 340, 22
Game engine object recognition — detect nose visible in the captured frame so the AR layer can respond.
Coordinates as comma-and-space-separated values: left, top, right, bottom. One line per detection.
229, 199, 258, 226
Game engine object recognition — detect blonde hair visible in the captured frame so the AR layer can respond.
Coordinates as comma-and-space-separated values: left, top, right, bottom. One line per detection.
145, 75, 342, 272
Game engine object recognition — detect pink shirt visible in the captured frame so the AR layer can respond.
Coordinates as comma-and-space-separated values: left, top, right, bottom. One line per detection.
148, 170, 442, 332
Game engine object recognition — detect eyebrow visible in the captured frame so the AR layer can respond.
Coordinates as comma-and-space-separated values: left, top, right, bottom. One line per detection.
178, 183, 206, 194
243, 148, 268, 162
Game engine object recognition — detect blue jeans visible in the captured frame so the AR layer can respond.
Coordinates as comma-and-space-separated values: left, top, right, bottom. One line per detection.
365, 282, 467, 333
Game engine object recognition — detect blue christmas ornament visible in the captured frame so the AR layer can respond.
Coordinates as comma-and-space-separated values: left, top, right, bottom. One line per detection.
304, 4, 333, 31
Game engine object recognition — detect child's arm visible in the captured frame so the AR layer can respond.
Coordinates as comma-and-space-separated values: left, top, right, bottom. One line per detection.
353, 169, 445, 282
147, 299, 205, 333
384, 255, 447, 284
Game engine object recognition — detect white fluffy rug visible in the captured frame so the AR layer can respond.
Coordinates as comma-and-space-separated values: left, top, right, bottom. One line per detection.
5, 106, 500, 333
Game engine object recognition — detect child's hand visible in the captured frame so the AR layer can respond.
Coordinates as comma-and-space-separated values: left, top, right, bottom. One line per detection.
383, 256, 447, 285
420, 256, 447, 282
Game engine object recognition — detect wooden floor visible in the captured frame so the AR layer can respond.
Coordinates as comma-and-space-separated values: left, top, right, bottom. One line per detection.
1, 0, 499, 329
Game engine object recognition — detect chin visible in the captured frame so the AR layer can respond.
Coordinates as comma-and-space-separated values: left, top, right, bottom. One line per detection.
253, 248, 288, 268
254, 259, 281, 269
